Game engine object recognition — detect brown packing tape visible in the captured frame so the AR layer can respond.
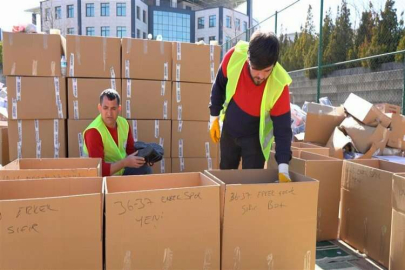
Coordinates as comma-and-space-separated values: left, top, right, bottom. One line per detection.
32, 60, 38, 76
379, 225, 388, 262
51, 61, 56, 76
160, 40, 164, 54
363, 217, 369, 255
11, 63, 16, 75
143, 39, 148, 54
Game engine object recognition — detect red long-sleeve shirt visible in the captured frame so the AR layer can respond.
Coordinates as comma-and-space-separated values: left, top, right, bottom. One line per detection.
84, 125, 135, 176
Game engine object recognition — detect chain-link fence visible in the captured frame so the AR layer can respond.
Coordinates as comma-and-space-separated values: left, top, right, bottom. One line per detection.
222, 0, 405, 112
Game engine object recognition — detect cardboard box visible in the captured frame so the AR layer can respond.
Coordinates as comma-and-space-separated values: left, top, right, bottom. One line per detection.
204, 169, 319, 270
172, 82, 211, 121
0, 122, 9, 166
344, 93, 391, 128
122, 80, 171, 120
390, 173, 405, 270
7, 76, 66, 120
0, 177, 103, 269
340, 159, 405, 267
172, 42, 220, 83
289, 151, 343, 241
271, 142, 329, 157
68, 78, 122, 120
304, 103, 346, 145
0, 158, 101, 180
376, 103, 401, 114
340, 117, 390, 154
8, 120, 66, 160
388, 114, 405, 150
172, 121, 217, 158
172, 157, 219, 173
128, 120, 171, 158
150, 158, 171, 174
2, 32, 62, 77
67, 119, 92, 158
325, 127, 354, 159
122, 38, 172, 80
66, 35, 121, 78
105, 173, 220, 269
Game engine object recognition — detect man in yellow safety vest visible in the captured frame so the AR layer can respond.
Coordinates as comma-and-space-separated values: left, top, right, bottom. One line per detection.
209, 30, 292, 182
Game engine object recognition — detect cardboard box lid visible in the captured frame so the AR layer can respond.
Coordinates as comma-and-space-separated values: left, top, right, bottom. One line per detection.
343, 93, 391, 128
325, 127, 354, 159
393, 173, 405, 214
3, 32, 62, 77
0, 158, 102, 180
122, 38, 172, 80
376, 103, 401, 114
388, 113, 405, 150
0, 177, 103, 200
304, 103, 346, 145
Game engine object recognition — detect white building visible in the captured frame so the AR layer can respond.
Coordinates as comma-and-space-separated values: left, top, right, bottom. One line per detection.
40, 0, 254, 46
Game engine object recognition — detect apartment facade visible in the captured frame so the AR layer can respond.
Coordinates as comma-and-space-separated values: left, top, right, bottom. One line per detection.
40, 0, 252, 45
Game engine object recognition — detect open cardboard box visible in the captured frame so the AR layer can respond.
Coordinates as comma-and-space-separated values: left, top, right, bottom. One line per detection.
0, 177, 104, 269
105, 173, 220, 269
204, 169, 319, 270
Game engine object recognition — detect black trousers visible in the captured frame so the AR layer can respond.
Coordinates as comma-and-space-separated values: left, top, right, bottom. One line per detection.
220, 127, 265, 169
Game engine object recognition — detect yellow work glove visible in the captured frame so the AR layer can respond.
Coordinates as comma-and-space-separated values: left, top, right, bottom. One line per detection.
209, 115, 221, 143
278, 163, 291, 183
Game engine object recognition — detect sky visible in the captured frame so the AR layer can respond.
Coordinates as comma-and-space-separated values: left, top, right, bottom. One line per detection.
0, 0, 403, 34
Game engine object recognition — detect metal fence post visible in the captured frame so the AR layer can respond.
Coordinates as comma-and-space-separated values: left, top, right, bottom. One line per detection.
275, 11, 278, 35
316, 0, 324, 103
403, 53, 405, 115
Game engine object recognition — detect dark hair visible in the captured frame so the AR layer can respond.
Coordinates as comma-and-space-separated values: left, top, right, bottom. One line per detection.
99, 89, 121, 106
248, 31, 279, 70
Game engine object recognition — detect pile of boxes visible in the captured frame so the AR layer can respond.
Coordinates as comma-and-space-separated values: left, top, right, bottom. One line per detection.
0, 157, 320, 269
3, 32, 221, 173
4, 32, 67, 160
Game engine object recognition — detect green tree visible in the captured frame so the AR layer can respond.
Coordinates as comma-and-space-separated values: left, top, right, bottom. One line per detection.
395, 34, 405, 62
362, 0, 400, 68
324, 0, 354, 72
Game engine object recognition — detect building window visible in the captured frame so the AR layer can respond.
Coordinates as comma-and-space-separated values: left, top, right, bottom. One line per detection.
67, 5, 74, 18
136, 6, 140, 20
101, 3, 110, 16
45, 8, 51, 21
226, 16, 232, 28
235, 18, 240, 31
86, 27, 95, 36
209, 15, 216, 27
225, 36, 231, 50
197, 17, 204, 29
86, 3, 94, 17
209, 36, 216, 42
117, 3, 126, 16
153, 11, 191, 42
101, 26, 110, 37
137, 29, 141, 38
117, 26, 126, 37
55, 6, 62, 20
143, 32, 147, 39
143, 10, 146, 23
197, 37, 204, 42
243, 21, 248, 31
67, 28, 75, 35
186, 6, 192, 10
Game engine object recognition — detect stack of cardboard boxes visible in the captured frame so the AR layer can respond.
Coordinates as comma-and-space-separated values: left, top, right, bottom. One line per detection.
171, 42, 220, 173
3, 32, 67, 160
66, 35, 121, 158
122, 38, 172, 174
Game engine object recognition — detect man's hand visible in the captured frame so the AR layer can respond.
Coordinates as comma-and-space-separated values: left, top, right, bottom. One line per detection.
278, 163, 291, 183
125, 151, 146, 168
209, 115, 221, 143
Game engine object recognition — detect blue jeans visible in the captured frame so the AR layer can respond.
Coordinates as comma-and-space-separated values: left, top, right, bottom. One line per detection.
123, 166, 152, 175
